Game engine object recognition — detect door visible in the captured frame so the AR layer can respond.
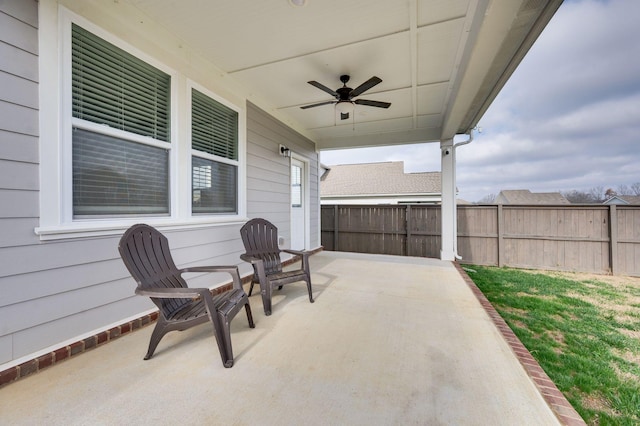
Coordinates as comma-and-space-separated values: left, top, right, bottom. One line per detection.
290, 157, 306, 250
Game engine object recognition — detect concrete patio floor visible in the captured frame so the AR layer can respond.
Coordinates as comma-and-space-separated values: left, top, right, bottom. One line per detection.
0, 251, 568, 425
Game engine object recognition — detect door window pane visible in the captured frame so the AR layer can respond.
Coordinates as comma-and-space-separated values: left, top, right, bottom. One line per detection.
291, 164, 302, 207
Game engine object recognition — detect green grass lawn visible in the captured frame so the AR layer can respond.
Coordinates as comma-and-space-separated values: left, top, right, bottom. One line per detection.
465, 266, 640, 426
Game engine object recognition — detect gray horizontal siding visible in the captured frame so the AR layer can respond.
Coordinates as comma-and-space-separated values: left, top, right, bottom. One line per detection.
0, 189, 38, 218
246, 102, 320, 249
0, 159, 38, 190
0, 130, 38, 163
0, 5, 38, 54
0, 101, 38, 136
0, 217, 40, 247
0, 71, 38, 107
0, 2, 41, 295
0, 39, 39, 81
0, 0, 38, 29
12, 296, 150, 357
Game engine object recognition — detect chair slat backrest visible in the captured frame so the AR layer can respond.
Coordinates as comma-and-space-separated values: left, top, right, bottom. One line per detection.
239, 218, 282, 275
119, 224, 190, 317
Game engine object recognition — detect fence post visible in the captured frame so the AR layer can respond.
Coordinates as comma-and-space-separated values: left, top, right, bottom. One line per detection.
497, 204, 504, 267
333, 205, 339, 251
406, 205, 412, 256
609, 204, 618, 276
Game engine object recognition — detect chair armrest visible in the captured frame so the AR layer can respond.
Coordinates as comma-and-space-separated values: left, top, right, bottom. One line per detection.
181, 265, 238, 274
179, 265, 243, 291
239, 254, 268, 286
135, 287, 210, 299
240, 253, 262, 264
282, 249, 311, 275
282, 249, 309, 258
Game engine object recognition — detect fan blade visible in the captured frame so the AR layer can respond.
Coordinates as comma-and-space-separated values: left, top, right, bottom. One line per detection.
300, 100, 336, 109
307, 81, 338, 98
349, 76, 382, 98
340, 112, 349, 120
354, 99, 391, 108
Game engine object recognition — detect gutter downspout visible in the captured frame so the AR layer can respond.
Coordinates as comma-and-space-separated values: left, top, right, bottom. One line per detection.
452, 130, 474, 259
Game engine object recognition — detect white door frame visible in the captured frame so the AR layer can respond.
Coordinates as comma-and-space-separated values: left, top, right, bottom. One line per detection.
290, 154, 310, 250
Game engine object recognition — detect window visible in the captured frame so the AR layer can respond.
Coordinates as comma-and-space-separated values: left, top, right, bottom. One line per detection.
36, 11, 247, 238
71, 24, 171, 217
291, 163, 302, 207
191, 88, 238, 214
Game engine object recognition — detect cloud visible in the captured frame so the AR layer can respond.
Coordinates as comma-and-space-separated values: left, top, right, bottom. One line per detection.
322, 0, 640, 202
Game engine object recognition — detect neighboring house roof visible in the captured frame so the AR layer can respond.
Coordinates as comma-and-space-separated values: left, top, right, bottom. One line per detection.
495, 189, 570, 205
320, 162, 441, 204
604, 195, 640, 205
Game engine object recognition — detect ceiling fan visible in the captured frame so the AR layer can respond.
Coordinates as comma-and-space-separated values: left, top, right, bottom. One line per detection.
300, 75, 391, 120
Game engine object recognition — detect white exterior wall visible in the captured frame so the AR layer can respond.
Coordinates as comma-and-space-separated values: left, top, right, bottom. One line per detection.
0, 0, 320, 369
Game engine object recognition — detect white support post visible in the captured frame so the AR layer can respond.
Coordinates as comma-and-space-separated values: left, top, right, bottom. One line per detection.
440, 138, 456, 261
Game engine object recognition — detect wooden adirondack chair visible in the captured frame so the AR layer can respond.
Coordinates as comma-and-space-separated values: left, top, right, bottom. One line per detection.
118, 224, 254, 368
239, 218, 314, 315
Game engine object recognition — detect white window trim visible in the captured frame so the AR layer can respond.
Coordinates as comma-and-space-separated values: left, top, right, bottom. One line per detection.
35, 7, 247, 241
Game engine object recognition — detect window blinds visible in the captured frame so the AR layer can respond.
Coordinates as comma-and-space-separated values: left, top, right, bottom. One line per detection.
73, 128, 169, 216
191, 89, 238, 160
71, 24, 171, 141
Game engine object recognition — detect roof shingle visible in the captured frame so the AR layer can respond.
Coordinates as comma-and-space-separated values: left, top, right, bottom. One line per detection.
320, 162, 441, 196
496, 190, 570, 205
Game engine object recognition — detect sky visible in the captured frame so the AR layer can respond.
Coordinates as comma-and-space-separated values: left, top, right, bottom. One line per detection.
320, 0, 640, 203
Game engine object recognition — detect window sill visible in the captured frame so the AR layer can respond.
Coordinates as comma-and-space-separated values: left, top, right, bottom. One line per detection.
34, 217, 248, 241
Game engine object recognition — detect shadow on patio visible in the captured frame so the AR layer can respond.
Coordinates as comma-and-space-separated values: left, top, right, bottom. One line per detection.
1, 251, 574, 425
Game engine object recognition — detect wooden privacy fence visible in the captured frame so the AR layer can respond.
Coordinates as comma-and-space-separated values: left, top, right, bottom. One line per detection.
321, 204, 640, 277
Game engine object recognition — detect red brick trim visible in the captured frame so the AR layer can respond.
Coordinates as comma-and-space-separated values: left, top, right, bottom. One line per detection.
453, 262, 586, 426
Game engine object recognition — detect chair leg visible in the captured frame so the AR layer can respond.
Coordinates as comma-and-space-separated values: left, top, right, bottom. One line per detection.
261, 283, 272, 316
218, 313, 235, 369
245, 302, 255, 328
306, 275, 314, 303
248, 280, 256, 296
206, 313, 232, 368
144, 318, 170, 360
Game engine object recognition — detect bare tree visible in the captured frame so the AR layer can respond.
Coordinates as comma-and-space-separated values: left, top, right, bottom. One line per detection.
562, 190, 598, 203
631, 182, 640, 196
476, 193, 496, 204
617, 184, 631, 195
589, 186, 605, 203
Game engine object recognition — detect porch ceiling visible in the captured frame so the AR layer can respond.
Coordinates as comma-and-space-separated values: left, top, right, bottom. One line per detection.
126, 0, 562, 150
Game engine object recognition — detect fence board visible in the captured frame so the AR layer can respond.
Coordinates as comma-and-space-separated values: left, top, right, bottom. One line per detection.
321, 204, 640, 276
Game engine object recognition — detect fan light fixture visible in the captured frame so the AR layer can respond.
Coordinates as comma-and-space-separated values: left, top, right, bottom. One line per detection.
335, 101, 354, 114
289, 0, 306, 6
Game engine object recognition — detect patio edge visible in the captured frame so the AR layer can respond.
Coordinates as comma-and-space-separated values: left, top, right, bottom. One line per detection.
453, 261, 587, 426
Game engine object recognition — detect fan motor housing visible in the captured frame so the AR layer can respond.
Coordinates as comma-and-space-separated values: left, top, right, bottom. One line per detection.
336, 87, 352, 100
